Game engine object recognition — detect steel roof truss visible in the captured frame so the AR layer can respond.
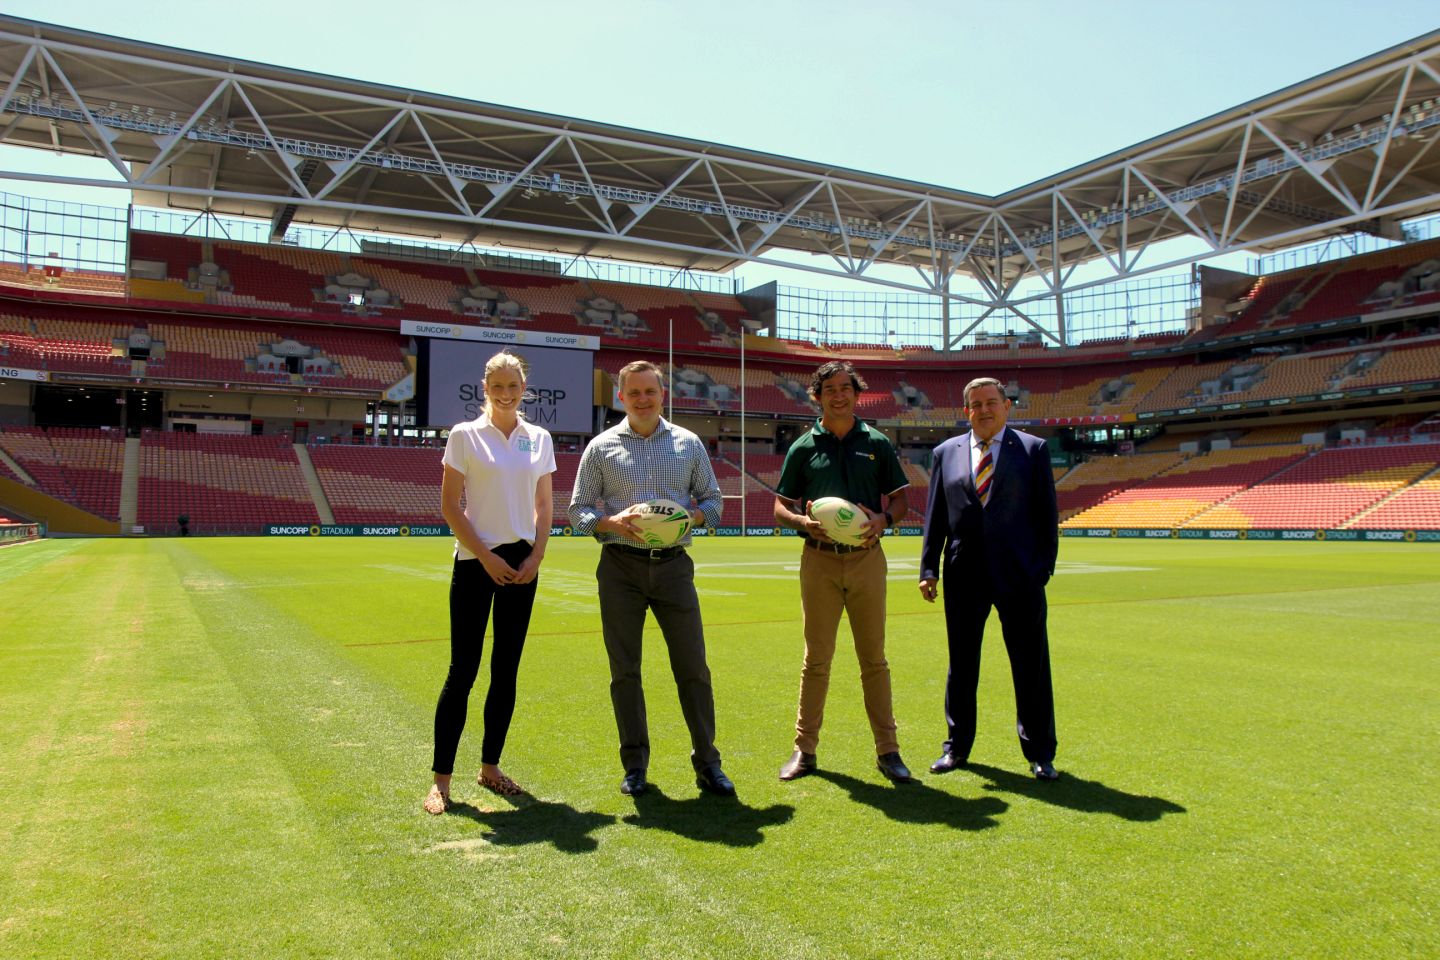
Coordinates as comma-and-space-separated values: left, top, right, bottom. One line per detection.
410, 111, 474, 216
1218, 121, 1256, 248
0, 45, 36, 118
477, 133, 566, 214
856, 199, 926, 275
745, 181, 823, 255
1373, 123, 1440, 210
1353, 66, 1411, 215
618, 156, 702, 237
574, 137, 662, 190
824, 182, 857, 272
1252, 119, 1358, 216
422, 114, 530, 168
1129, 164, 1217, 250
136, 78, 230, 186
951, 305, 1000, 346
921, 201, 941, 282
691, 213, 742, 257
232, 82, 309, 198
910, 263, 940, 295
317, 108, 407, 201
996, 214, 1053, 294
37, 47, 127, 178
1366, 64, 1419, 210
1055, 190, 1121, 275
951, 212, 994, 269
701, 160, 745, 254
1227, 171, 1295, 242
1002, 303, 1057, 344
563, 137, 618, 233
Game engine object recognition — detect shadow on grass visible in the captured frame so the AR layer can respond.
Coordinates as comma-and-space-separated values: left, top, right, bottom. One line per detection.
812, 770, 1007, 831
622, 783, 794, 847
967, 762, 1187, 822
445, 797, 617, 853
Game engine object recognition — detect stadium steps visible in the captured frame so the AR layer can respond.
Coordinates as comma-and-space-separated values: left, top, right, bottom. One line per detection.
1268, 262, 1339, 325
1054, 463, 1081, 486
0, 446, 34, 485
293, 444, 336, 525
1343, 461, 1440, 528
119, 437, 140, 531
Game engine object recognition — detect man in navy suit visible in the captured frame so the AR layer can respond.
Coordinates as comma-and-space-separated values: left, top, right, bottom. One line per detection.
918, 377, 1061, 780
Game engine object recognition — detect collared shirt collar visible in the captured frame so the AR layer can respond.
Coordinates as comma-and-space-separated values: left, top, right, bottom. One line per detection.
973, 426, 1007, 449
618, 415, 672, 440
810, 416, 868, 440
474, 410, 536, 441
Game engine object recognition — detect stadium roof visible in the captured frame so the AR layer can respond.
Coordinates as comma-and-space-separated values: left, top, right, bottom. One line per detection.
2, 16, 1440, 341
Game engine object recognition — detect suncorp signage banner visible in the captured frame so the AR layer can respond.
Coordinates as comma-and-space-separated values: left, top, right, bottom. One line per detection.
266, 524, 453, 536
0, 366, 49, 382
1060, 527, 1436, 542
402, 319, 599, 352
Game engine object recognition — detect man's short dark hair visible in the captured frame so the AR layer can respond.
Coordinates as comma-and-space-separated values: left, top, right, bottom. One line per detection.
963, 376, 1007, 406
808, 360, 868, 400
617, 359, 665, 392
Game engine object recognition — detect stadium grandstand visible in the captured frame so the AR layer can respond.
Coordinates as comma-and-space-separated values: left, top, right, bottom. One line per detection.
2, 16, 1439, 542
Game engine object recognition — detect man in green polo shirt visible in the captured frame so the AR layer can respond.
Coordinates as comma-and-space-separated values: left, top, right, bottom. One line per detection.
772, 360, 915, 784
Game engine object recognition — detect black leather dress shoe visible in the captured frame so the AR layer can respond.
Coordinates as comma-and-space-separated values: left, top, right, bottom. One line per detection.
877, 752, 916, 783
1031, 761, 1059, 781
620, 768, 648, 796
930, 752, 967, 774
696, 763, 736, 796
778, 750, 817, 781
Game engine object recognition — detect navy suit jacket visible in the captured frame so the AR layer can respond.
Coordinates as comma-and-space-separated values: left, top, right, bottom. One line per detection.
919, 427, 1059, 595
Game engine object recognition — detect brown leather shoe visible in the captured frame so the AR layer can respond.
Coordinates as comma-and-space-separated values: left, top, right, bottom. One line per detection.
778, 750, 817, 781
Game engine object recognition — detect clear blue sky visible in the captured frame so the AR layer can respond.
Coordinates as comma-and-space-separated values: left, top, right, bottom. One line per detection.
2, 1, 1437, 292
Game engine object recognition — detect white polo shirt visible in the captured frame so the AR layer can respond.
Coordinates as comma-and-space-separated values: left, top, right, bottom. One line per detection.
442, 413, 556, 558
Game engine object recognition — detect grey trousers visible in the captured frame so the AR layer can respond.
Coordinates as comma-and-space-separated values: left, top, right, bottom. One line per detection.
596, 544, 720, 773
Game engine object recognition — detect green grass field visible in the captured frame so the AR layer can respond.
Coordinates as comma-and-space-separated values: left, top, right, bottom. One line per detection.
1, 535, 1436, 959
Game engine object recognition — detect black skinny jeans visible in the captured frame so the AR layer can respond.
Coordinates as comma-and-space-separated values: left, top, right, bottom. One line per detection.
431, 540, 537, 774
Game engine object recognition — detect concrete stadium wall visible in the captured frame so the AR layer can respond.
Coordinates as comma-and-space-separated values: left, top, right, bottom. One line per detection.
0, 477, 119, 535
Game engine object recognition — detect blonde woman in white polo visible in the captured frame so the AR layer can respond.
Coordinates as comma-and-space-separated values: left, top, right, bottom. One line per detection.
424, 350, 556, 814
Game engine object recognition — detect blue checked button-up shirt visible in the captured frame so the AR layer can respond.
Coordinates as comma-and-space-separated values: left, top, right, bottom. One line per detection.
567, 417, 723, 545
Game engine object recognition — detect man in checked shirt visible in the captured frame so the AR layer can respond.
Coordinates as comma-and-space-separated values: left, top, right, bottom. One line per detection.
568, 360, 736, 798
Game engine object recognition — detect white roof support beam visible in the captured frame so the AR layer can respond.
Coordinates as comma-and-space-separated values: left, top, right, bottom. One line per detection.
2, 17, 1439, 346
36, 47, 127, 179
137, 79, 230, 186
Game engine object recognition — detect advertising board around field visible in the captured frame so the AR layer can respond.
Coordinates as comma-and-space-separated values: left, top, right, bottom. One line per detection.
266, 524, 452, 536
414, 334, 593, 433
264, 523, 928, 538
1059, 528, 1439, 542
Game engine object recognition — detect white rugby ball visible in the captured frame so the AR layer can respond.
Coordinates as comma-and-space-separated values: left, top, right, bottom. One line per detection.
630, 498, 692, 547
808, 496, 870, 546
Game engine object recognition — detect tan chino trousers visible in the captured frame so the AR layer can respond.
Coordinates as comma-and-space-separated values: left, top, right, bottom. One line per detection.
793, 543, 899, 755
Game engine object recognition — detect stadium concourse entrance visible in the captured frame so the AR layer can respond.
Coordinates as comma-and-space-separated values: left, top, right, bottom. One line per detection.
32, 384, 163, 435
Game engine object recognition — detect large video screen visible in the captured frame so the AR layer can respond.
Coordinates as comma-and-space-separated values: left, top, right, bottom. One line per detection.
419, 339, 592, 433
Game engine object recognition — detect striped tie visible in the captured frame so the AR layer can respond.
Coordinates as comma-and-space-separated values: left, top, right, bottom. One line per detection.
975, 438, 994, 506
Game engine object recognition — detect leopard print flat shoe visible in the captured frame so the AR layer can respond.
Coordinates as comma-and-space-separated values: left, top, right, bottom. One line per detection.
478, 770, 525, 797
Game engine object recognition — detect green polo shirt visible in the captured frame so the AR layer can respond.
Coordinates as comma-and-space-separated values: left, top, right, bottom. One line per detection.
775, 417, 908, 513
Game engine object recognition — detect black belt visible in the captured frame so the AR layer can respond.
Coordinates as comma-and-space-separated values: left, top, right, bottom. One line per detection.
607, 542, 686, 560
805, 538, 869, 555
